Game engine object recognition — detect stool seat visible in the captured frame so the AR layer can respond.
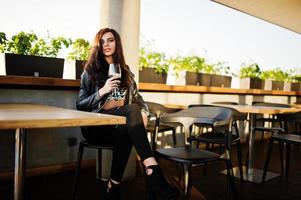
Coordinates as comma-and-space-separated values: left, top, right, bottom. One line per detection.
80, 140, 113, 150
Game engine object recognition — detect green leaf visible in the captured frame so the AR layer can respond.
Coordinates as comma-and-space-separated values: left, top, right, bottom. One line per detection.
67, 38, 90, 60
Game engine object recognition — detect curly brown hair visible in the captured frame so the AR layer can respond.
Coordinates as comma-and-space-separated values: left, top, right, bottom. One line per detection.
85, 28, 131, 89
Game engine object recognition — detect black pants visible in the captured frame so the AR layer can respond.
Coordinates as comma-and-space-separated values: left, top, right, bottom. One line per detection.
82, 103, 153, 182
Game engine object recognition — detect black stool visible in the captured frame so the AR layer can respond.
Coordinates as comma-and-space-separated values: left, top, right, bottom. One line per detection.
72, 140, 113, 200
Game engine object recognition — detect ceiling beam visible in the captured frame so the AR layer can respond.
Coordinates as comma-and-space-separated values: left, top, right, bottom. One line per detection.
212, 0, 301, 34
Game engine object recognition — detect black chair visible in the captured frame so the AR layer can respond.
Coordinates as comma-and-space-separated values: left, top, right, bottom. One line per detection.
72, 128, 113, 200
188, 104, 245, 182
146, 102, 182, 150
252, 101, 291, 142
262, 111, 301, 183
155, 106, 237, 200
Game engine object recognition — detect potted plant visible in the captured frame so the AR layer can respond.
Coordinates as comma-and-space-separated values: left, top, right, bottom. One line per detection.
260, 68, 288, 90
209, 61, 232, 88
67, 38, 90, 79
170, 55, 211, 86
289, 73, 301, 91
169, 55, 232, 87
138, 47, 168, 84
1, 31, 71, 78
239, 62, 264, 89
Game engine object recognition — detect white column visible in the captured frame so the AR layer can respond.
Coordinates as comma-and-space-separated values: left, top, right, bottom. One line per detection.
100, 0, 140, 81
0, 53, 6, 75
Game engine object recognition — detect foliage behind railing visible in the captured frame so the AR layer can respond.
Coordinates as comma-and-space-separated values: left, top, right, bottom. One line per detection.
0, 31, 90, 60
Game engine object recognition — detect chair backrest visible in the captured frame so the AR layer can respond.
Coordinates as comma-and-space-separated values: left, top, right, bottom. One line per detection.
161, 106, 233, 142
146, 101, 182, 118
212, 101, 238, 105
278, 111, 301, 133
188, 104, 247, 121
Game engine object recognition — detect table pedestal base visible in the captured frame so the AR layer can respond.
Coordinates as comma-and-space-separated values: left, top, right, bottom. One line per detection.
221, 166, 279, 183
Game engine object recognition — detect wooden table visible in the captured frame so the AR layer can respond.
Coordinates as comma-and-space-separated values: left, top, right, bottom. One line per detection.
214, 104, 301, 183
0, 104, 126, 200
291, 103, 301, 108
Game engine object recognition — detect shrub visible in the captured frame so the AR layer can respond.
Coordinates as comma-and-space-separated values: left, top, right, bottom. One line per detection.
260, 68, 291, 81
239, 62, 261, 78
0, 32, 7, 53
7, 31, 38, 55
139, 47, 169, 74
67, 38, 90, 61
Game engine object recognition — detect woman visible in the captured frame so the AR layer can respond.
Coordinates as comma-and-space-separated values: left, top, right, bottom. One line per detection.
76, 28, 179, 200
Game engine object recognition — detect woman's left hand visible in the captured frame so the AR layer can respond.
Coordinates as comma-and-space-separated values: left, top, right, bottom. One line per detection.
141, 112, 148, 127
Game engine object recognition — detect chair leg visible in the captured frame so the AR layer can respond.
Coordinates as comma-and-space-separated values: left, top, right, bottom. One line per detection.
225, 159, 238, 200
232, 120, 244, 183
183, 163, 192, 200
203, 143, 210, 176
219, 144, 223, 154
262, 139, 274, 183
260, 124, 264, 142
236, 141, 244, 183
151, 130, 157, 151
279, 142, 284, 175
254, 114, 264, 143
172, 128, 177, 147
285, 143, 291, 179
72, 142, 85, 200
245, 133, 250, 167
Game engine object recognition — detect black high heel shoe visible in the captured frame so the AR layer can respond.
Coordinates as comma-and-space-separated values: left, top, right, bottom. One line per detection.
145, 165, 180, 200
105, 180, 121, 200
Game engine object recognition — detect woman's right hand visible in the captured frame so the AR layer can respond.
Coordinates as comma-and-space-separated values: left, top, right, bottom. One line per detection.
99, 76, 120, 97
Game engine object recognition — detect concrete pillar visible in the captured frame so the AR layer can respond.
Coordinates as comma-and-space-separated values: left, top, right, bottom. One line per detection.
100, 0, 140, 81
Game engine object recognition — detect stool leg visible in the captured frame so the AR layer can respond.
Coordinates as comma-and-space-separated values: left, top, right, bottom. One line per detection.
183, 163, 191, 200
96, 149, 103, 180
72, 142, 85, 200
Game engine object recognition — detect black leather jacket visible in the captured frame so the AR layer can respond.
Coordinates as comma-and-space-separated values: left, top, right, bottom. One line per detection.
76, 69, 149, 115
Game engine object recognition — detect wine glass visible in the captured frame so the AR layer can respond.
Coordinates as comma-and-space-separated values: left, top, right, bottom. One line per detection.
108, 63, 121, 98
